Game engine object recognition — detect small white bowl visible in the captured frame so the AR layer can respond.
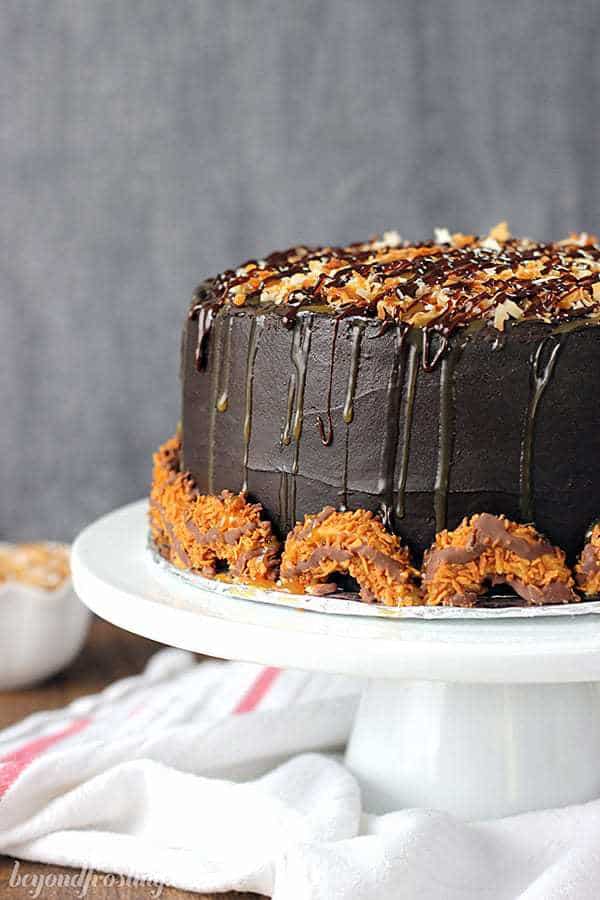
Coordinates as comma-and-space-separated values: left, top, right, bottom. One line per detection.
0, 544, 91, 690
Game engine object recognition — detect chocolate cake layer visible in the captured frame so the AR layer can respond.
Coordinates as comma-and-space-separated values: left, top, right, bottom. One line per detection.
181, 303, 600, 560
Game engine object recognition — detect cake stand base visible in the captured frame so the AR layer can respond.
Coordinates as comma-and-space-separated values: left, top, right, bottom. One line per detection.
72, 501, 600, 820
346, 679, 600, 819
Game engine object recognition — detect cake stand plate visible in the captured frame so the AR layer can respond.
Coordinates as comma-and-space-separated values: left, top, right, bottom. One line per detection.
149, 544, 600, 620
72, 500, 600, 820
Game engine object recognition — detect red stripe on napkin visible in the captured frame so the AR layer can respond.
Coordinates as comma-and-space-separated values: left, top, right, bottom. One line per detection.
233, 667, 281, 714
0, 717, 91, 798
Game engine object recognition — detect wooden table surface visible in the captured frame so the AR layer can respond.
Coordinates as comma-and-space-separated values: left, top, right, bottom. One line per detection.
0, 618, 265, 900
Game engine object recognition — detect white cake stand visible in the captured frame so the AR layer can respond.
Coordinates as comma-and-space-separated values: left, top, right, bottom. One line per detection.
72, 500, 600, 821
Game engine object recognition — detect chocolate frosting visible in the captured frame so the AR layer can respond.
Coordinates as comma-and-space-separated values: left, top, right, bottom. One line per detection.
181, 300, 600, 561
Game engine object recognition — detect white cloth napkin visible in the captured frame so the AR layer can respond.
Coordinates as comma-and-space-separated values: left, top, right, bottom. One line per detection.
1, 651, 600, 899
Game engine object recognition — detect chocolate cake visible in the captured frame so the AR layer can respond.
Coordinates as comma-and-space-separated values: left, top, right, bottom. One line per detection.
151, 224, 600, 607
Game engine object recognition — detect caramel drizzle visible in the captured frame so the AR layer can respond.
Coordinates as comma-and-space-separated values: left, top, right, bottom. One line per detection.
343, 323, 365, 425
340, 427, 350, 512
278, 470, 299, 535
241, 317, 264, 493
433, 353, 454, 533
338, 322, 366, 511
377, 324, 406, 529
205, 312, 224, 493
395, 336, 418, 519
282, 316, 314, 451
433, 325, 480, 532
316, 319, 339, 446
291, 316, 314, 476
278, 315, 314, 527
188, 300, 219, 372
421, 330, 449, 372
519, 335, 564, 522
216, 317, 233, 413
278, 471, 290, 532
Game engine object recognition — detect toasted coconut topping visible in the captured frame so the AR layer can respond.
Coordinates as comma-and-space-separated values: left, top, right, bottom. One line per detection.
279, 507, 421, 606
422, 513, 577, 607
150, 436, 280, 583
0, 543, 70, 591
197, 225, 600, 336
575, 524, 600, 596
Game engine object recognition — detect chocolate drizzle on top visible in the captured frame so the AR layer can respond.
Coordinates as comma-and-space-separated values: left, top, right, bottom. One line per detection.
209, 230, 600, 348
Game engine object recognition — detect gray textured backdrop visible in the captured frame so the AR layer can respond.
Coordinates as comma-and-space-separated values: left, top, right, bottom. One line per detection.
2, 0, 600, 540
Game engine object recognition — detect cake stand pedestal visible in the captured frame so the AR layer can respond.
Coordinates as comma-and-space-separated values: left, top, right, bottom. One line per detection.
72, 500, 600, 821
